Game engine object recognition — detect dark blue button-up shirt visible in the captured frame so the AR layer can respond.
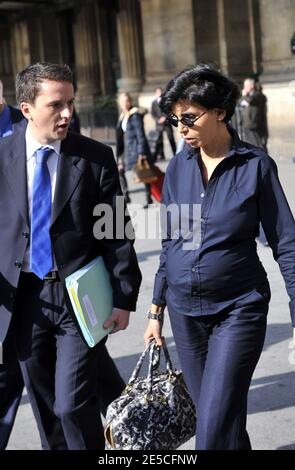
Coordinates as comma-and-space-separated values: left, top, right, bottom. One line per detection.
152, 128, 295, 326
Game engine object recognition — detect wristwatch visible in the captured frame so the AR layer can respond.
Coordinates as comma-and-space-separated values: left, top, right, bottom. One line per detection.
147, 310, 164, 321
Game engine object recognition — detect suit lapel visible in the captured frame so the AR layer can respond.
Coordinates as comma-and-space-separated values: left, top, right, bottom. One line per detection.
2, 130, 29, 227
51, 139, 84, 226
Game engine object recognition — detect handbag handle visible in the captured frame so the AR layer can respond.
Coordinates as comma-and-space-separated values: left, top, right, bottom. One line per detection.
125, 340, 175, 398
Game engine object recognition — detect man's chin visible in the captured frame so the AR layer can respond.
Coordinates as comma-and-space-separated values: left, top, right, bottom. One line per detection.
56, 128, 69, 140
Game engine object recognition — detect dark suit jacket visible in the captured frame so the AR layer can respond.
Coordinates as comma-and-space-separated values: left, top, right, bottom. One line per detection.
0, 129, 142, 342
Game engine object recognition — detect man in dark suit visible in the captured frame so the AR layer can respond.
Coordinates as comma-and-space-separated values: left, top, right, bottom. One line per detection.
0, 81, 126, 450
236, 78, 268, 152
0, 63, 141, 450
151, 87, 176, 160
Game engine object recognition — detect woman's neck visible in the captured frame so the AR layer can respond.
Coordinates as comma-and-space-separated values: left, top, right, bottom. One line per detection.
200, 126, 232, 162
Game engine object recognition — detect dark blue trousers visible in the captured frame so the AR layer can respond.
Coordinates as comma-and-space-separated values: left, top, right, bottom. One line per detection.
0, 330, 124, 449
168, 291, 268, 450
6, 272, 124, 450
0, 328, 23, 449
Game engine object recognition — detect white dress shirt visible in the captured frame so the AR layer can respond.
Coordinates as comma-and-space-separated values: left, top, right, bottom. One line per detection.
22, 128, 60, 272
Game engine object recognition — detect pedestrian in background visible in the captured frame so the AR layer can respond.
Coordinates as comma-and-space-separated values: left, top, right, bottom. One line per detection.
151, 86, 176, 160
116, 92, 154, 208
236, 77, 268, 152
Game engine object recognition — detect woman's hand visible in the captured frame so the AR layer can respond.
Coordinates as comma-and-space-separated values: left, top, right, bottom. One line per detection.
143, 304, 164, 347
144, 319, 163, 347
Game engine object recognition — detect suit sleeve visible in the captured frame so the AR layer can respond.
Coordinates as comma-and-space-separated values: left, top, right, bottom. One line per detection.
96, 147, 142, 311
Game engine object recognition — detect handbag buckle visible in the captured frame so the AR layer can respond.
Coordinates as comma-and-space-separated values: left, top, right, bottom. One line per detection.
145, 393, 153, 402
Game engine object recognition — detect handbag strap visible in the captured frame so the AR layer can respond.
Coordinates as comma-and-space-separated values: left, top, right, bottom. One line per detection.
127, 341, 154, 386
161, 341, 174, 375
126, 340, 175, 395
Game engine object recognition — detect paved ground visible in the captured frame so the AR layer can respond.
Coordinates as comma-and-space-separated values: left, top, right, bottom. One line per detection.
6, 148, 295, 450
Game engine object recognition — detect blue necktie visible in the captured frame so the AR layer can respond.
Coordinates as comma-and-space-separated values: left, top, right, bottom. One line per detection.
30, 147, 53, 279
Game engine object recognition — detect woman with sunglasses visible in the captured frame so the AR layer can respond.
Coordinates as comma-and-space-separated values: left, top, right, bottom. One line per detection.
144, 64, 295, 449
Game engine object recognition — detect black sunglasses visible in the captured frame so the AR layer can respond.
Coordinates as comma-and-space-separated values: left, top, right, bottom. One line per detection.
167, 111, 207, 128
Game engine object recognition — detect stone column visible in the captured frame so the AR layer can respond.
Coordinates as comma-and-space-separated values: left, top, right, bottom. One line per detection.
217, 0, 228, 75
10, 21, 31, 77
116, 0, 144, 92
193, 0, 220, 67
94, 3, 114, 96
73, 3, 101, 110
259, 0, 295, 158
140, 0, 195, 90
0, 21, 14, 103
217, 0, 254, 79
259, 0, 295, 82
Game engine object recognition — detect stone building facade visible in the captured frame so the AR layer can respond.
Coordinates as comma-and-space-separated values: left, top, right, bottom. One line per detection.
0, 0, 295, 156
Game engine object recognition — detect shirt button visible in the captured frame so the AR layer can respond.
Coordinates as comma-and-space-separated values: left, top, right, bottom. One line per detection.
192, 267, 196, 272
200, 193, 205, 198
14, 261, 22, 268
22, 231, 29, 238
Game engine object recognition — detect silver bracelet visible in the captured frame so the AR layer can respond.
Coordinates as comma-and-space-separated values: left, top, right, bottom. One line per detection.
147, 310, 163, 321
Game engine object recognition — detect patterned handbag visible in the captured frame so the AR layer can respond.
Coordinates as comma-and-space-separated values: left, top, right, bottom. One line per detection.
104, 340, 196, 450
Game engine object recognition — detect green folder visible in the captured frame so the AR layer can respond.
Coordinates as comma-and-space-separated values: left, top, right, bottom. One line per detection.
65, 256, 114, 347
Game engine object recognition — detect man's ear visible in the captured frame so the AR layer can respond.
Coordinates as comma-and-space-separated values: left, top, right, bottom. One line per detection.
20, 102, 33, 120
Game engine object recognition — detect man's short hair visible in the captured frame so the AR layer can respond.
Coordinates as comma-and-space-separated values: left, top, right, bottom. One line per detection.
16, 62, 73, 105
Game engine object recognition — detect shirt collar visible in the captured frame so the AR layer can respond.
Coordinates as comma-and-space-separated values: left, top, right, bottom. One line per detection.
186, 125, 252, 160
25, 127, 61, 161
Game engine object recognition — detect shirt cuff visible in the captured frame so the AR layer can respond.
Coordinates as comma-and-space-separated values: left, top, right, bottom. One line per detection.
152, 273, 167, 307
289, 299, 295, 327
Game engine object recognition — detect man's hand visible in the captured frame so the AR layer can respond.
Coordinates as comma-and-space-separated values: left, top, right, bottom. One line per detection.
103, 308, 130, 334
137, 154, 146, 163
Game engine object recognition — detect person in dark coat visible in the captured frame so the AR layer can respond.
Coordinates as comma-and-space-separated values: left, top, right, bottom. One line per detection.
151, 87, 176, 160
236, 78, 268, 152
116, 92, 154, 207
